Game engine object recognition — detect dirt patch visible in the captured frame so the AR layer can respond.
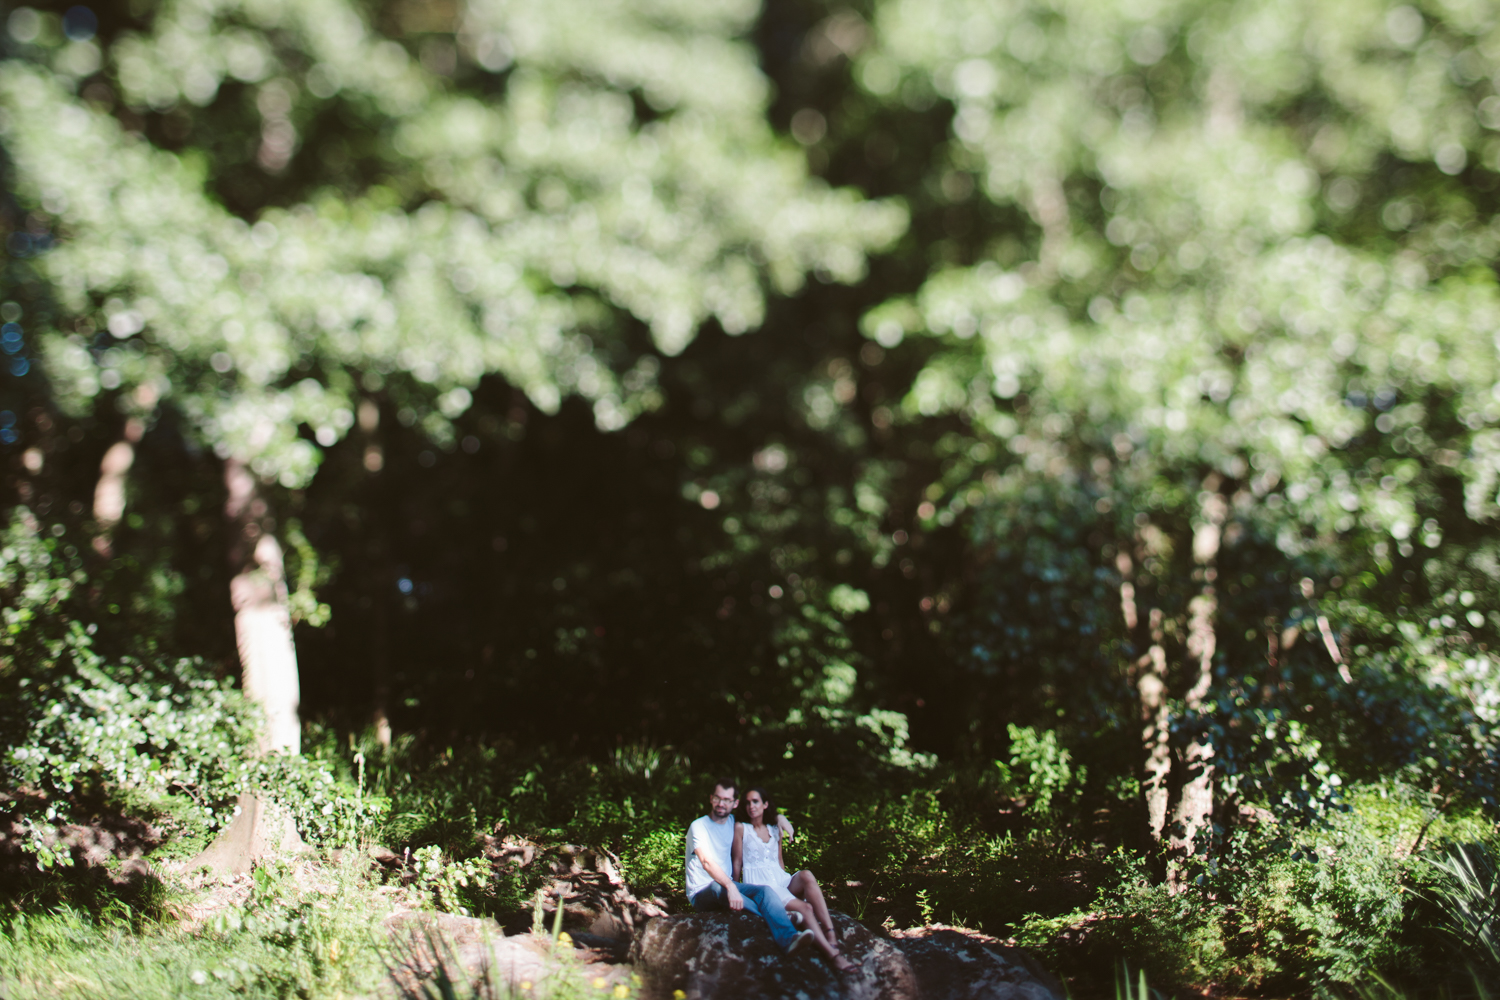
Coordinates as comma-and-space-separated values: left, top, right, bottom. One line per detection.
0, 793, 165, 874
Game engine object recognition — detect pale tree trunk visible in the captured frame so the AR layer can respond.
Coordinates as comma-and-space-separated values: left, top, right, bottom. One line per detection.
372, 604, 393, 749
224, 456, 302, 754
91, 388, 159, 558
1167, 488, 1227, 886
1120, 550, 1171, 843
1028, 172, 1070, 281
358, 398, 393, 750
10, 408, 51, 512
1140, 608, 1171, 843
91, 417, 143, 558
189, 455, 304, 875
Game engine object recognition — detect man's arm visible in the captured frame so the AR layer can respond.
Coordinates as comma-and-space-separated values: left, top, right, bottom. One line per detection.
696, 845, 744, 909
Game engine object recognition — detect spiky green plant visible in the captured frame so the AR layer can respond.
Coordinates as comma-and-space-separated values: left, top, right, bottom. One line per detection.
1115, 962, 1165, 1000
1426, 843, 1500, 972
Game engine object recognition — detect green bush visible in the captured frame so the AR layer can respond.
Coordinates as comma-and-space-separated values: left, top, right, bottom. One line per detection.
1017, 851, 1230, 991
621, 825, 686, 895
1214, 817, 1410, 987
1015, 785, 1480, 993
1, 514, 379, 866
996, 724, 1084, 817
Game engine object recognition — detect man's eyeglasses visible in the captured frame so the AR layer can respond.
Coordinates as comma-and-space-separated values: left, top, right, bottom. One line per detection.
710, 795, 736, 804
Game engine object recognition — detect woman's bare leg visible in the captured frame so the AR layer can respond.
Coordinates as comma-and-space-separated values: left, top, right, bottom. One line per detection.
788, 900, 853, 970
790, 871, 837, 943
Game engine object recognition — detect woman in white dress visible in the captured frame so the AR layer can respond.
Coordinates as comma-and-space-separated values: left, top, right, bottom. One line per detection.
732, 786, 854, 971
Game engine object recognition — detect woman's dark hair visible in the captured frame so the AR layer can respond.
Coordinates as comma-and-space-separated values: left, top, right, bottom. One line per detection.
735, 786, 779, 827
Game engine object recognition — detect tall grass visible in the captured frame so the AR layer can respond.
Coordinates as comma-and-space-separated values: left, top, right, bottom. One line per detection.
0, 854, 389, 999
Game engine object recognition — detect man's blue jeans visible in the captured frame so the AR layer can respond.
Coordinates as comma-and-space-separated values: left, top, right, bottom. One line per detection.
690, 882, 800, 951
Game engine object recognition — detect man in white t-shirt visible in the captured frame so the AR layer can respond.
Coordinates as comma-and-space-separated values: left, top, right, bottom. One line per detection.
684, 776, 812, 953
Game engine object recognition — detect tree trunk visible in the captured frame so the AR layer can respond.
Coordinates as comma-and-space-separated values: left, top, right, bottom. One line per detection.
1140, 609, 1171, 843
1028, 172, 1070, 280
372, 585, 393, 749
189, 455, 303, 875
1120, 550, 1170, 843
91, 417, 143, 558
359, 398, 394, 749
1167, 489, 1226, 885
225, 456, 302, 754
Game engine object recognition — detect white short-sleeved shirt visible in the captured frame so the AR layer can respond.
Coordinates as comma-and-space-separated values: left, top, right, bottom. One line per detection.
684, 813, 735, 898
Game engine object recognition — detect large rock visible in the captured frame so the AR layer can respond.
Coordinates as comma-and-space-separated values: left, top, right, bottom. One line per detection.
631, 911, 914, 1000
386, 912, 633, 995
630, 912, 1065, 1000
477, 835, 668, 940
887, 926, 1065, 1000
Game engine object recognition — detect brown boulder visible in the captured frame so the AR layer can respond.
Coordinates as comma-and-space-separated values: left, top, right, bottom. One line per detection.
630, 911, 917, 1000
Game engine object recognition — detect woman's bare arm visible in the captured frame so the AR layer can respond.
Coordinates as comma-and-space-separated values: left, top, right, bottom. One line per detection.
731, 822, 743, 881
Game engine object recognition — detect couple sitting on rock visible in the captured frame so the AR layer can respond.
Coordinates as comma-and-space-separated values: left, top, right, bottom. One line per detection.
684, 777, 856, 972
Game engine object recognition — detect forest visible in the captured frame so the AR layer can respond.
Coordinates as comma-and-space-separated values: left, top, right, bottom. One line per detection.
4, 0, 1500, 996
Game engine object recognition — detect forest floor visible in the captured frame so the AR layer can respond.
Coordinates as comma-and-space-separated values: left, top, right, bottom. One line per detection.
1, 843, 644, 1000
3, 840, 1084, 1000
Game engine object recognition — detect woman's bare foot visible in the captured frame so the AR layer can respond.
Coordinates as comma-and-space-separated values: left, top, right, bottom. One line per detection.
831, 950, 855, 973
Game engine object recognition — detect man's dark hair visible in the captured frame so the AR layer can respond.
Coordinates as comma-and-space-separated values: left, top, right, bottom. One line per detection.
710, 776, 737, 797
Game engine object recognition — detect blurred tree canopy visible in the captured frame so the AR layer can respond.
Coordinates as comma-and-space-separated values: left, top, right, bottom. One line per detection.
3, 0, 1500, 885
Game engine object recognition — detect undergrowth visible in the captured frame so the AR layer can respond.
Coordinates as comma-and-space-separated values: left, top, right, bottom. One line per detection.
5, 726, 1500, 999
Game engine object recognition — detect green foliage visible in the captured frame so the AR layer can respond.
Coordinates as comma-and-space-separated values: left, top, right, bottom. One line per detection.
1, 512, 379, 865
0, 859, 175, 934
1018, 853, 1230, 991
1018, 785, 1475, 993
1424, 842, 1500, 974
6, 0, 1500, 994
385, 923, 642, 1000
283, 519, 333, 627
619, 825, 686, 894
1, 511, 250, 865
995, 724, 1082, 817
1211, 817, 1411, 987
0, 855, 390, 999
408, 845, 493, 917
1115, 964, 1166, 1000
0, 0, 903, 487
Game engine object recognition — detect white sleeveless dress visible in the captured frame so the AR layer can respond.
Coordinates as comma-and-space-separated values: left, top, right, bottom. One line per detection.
739, 823, 795, 907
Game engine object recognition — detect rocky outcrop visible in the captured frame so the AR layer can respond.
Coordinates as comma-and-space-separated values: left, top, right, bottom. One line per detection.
631, 910, 916, 1000
887, 926, 1066, 1000
630, 912, 1065, 1000
477, 834, 668, 940
386, 911, 634, 996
